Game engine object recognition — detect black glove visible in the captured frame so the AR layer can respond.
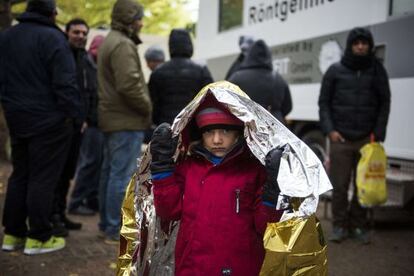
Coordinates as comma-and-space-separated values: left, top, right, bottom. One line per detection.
150, 123, 178, 174
262, 147, 284, 206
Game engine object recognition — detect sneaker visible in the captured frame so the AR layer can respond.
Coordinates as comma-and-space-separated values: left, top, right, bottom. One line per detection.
68, 205, 96, 216
350, 228, 371, 245
328, 227, 348, 243
2, 234, 25, 251
23, 236, 65, 255
104, 234, 120, 245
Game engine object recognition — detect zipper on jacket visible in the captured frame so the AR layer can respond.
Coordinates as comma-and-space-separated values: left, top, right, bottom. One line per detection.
357, 70, 361, 78
235, 189, 240, 214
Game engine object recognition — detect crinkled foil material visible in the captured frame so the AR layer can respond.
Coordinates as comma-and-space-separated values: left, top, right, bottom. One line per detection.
260, 215, 328, 276
117, 81, 332, 275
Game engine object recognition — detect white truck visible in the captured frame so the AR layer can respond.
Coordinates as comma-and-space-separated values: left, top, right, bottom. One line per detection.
195, 0, 414, 209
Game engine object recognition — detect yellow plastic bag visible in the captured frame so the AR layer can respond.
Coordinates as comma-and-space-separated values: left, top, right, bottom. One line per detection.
260, 215, 328, 276
356, 142, 387, 207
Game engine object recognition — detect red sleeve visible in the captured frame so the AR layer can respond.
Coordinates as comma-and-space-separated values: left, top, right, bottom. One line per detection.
152, 161, 188, 221
254, 166, 283, 235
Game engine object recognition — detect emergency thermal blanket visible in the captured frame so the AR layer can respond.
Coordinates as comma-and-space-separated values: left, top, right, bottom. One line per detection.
117, 81, 332, 276
260, 214, 328, 276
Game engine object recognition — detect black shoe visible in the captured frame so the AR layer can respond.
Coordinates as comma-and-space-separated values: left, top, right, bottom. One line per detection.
50, 214, 69, 237
350, 228, 371, 245
62, 216, 82, 230
328, 227, 348, 243
68, 205, 96, 216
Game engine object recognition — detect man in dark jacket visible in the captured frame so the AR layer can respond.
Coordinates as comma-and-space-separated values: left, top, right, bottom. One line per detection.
225, 35, 255, 80
68, 34, 105, 217
318, 27, 391, 244
0, 0, 80, 254
228, 40, 292, 124
50, 18, 99, 235
149, 28, 213, 126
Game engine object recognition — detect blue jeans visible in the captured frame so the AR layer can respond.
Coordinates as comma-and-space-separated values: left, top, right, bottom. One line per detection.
68, 127, 104, 211
98, 131, 144, 238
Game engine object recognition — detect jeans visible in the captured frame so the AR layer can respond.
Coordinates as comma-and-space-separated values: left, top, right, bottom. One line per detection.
2, 123, 73, 241
69, 127, 104, 211
99, 131, 144, 237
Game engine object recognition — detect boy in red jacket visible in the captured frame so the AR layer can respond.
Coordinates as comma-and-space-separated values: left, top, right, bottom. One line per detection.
150, 97, 283, 275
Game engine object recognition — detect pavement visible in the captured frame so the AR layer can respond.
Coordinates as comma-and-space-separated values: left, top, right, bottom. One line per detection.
1, 160, 414, 276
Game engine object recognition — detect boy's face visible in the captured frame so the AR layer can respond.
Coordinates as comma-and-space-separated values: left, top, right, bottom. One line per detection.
202, 129, 240, 157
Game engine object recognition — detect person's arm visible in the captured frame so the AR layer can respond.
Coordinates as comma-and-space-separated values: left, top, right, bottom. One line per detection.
46, 34, 81, 120
318, 66, 336, 136
111, 42, 152, 116
255, 148, 285, 235
200, 65, 214, 87
254, 166, 283, 235
153, 162, 187, 221
373, 62, 391, 142
148, 72, 160, 125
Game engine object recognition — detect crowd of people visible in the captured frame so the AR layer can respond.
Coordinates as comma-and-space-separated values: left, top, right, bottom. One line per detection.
0, 0, 390, 270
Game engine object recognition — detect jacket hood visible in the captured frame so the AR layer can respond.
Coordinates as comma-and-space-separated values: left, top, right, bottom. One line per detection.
240, 40, 272, 70
17, 11, 62, 32
111, 0, 143, 43
345, 27, 374, 51
341, 27, 374, 70
169, 29, 193, 58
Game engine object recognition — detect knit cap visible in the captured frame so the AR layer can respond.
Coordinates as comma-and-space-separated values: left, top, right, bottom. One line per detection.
196, 107, 243, 131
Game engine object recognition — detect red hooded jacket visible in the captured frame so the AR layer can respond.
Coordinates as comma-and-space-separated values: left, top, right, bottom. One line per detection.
153, 142, 282, 275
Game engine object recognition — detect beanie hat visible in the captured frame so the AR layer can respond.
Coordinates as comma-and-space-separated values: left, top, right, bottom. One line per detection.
196, 107, 243, 131
27, 0, 56, 16
144, 45, 165, 62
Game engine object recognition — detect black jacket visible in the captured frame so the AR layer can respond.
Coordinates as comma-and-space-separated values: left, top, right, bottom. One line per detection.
149, 29, 213, 125
228, 40, 292, 123
318, 28, 391, 141
72, 48, 98, 126
0, 12, 81, 137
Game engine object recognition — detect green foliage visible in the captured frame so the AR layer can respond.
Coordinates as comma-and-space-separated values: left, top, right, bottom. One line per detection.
11, 0, 192, 35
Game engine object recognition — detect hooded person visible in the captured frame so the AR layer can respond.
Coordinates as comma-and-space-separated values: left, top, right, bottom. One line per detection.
117, 81, 332, 275
97, 0, 152, 243
225, 35, 255, 80
318, 27, 391, 243
228, 39, 292, 124
148, 93, 284, 275
1, 0, 80, 254
148, 28, 213, 126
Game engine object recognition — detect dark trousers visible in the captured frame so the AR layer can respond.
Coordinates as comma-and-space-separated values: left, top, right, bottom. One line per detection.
68, 127, 104, 211
2, 124, 73, 241
52, 130, 82, 216
330, 137, 370, 229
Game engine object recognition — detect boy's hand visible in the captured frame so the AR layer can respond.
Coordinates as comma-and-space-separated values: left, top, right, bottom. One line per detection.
262, 147, 283, 207
150, 123, 178, 173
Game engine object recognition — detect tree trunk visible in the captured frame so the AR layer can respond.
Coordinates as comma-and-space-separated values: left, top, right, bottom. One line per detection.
0, 0, 12, 31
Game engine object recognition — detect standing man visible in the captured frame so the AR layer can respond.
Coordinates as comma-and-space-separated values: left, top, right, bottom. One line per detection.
149, 28, 213, 126
318, 27, 391, 244
68, 34, 105, 216
51, 18, 94, 236
144, 45, 166, 72
0, 0, 80, 254
98, 0, 152, 243
228, 40, 292, 125
225, 35, 255, 80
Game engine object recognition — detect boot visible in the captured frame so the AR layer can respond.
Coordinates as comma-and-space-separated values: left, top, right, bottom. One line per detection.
62, 215, 82, 230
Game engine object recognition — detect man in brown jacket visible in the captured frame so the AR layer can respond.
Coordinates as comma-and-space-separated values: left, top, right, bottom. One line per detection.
97, 0, 152, 243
